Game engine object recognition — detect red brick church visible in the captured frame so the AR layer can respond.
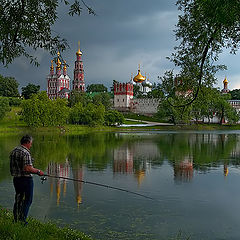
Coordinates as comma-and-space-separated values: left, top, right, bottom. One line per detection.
47, 42, 85, 99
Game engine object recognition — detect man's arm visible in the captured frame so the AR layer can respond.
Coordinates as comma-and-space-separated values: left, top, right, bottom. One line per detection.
24, 165, 44, 176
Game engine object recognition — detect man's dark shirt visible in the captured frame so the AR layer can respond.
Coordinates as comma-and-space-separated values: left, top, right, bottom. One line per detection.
10, 145, 34, 177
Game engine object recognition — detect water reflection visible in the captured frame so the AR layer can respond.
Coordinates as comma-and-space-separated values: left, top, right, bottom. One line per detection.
72, 165, 83, 206
46, 160, 83, 207
1, 132, 239, 184
1, 132, 240, 239
174, 157, 193, 182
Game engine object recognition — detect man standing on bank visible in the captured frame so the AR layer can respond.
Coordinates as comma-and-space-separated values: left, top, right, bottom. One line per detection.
10, 135, 44, 225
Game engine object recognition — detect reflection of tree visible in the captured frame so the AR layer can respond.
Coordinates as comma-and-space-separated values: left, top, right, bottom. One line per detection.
0, 135, 21, 182
2, 132, 238, 185
31, 133, 125, 172
156, 133, 238, 175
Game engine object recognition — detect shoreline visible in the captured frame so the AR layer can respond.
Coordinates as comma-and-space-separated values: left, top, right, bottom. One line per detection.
1, 123, 240, 136
0, 207, 93, 240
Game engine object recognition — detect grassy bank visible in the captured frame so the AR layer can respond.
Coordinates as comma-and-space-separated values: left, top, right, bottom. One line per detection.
0, 207, 93, 240
118, 123, 240, 131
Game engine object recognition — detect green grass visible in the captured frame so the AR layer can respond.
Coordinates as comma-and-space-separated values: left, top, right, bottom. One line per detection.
123, 112, 163, 122
123, 119, 145, 124
0, 207, 93, 240
0, 107, 28, 136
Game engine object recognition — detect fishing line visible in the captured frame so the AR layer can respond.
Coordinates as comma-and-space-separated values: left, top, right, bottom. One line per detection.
41, 174, 154, 200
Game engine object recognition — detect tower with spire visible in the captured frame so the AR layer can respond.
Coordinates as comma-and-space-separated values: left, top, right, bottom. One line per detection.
47, 51, 70, 99
222, 76, 230, 94
72, 41, 85, 91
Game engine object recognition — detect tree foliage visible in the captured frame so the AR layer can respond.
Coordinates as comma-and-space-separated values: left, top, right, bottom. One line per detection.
230, 89, 240, 100
158, 70, 239, 124
69, 102, 105, 126
0, 97, 10, 120
92, 92, 112, 110
104, 110, 124, 126
21, 92, 69, 127
21, 83, 40, 99
86, 84, 108, 93
0, 0, 95, 66
0, 75, 19, 97
68, 90, 91, 107
170, 0, 240, 106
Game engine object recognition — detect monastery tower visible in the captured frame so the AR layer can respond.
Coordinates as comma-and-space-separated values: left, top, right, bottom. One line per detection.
114, 81, 134, 110
72, 42, 85, 91
47, 52, 70, 99
222, 77, 230, 93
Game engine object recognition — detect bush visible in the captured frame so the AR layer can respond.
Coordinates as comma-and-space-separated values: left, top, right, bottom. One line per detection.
0, 97, 10, 120
21, 92, 69, 127
8, 97, 22, 106
69, 103, 105, 126
104, 110, 124, 126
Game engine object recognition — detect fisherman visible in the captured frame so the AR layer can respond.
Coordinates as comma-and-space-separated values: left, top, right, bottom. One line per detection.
10, 135, 44, 225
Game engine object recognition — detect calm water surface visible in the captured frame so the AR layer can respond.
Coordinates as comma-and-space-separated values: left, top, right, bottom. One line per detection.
1, 131, 240, 239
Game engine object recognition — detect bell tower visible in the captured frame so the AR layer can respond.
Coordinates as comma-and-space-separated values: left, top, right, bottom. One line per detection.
73, 41, 85, 91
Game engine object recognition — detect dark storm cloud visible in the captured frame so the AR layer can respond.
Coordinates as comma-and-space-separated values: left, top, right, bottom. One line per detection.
0, 0, 237, 91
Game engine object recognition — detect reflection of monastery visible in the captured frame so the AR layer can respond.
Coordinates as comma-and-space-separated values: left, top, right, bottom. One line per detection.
113, 140, 160, 185
47, 161, 83, 207
174, 158, 193, 183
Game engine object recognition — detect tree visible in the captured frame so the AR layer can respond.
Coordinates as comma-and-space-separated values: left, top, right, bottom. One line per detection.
21, 92, 69, 126
0, 0, 95, 66
92, 92, 112, 110
133, 85, 144, 98
157, 97, 192, 125
0, 75, 19, 97
68, 90, 91, 107
170, 0, 240, 107
86, 84, 108, 93
213, 93, 239, 125
69, 102, 105, 126
0, 97, 10, 120
192, 87, 239, 124
157, 71, 193, 124
147, 83, 164, 98
22, 83, 40, 99
230, 89, 240, 100
104, 110, 124, 126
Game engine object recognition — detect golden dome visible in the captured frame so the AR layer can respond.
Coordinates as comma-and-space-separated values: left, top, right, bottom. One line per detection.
63, 60, 67, 71
56, 58, 61, 69
76, 48, 82, 56
133, 65, 146, 83
76, 41, 82, 56
223, 77, 228, 84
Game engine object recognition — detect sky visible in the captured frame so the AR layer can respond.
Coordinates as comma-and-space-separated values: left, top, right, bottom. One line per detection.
1, 0, 240, 92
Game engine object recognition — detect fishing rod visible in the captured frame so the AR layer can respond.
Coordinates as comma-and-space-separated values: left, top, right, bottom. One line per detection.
41, 174, 154, 200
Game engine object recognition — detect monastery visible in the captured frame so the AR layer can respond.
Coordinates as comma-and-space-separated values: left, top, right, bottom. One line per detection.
46, 44, 240, 118
47, 43, 85, 100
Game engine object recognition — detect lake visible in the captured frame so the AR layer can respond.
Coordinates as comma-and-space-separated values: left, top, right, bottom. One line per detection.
1, 131, 240, 240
